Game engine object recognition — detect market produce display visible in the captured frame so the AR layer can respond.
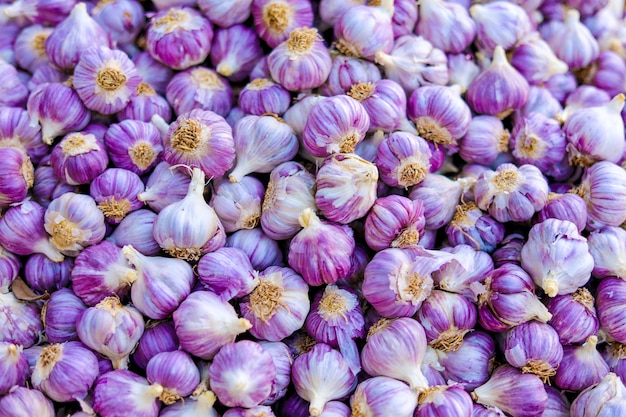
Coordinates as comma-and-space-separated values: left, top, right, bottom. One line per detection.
1, 0, 626, 416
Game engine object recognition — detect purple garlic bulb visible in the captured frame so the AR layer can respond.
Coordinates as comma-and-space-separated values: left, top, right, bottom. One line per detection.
133, 320, 179, 371
302, 95, 370, 157
73, 46, 141, 115
132, 51, 173, 95
521, 219, 593, 297
0, 387, 54, 417
259, 341, 293, 405
0, 245, 20, 293
93, 370, 163, 417
0, 148, 33, 208
211, 176, 264, 233
197, 247, 257, 301
555, 335, 610, 391
163, 109, 235, 180
44, 3, 110, 71
346, 79, 406, 132
375, 131, 431, 189
24, 253, 72, 293
267, 27, 332, 92
209, 341, 276, 408
597, 277, 626, 344
315, 153, 378, 224
238, 78, 291, 116
588, 226, 626, 279
445, 202, 505, 253
547, 288, 599, 345
292, 343, 357, 417
198, 0, 252, 27
146, 350, 199, 405
546, 9, 599, 69
76, 296, 144, 369
123, 245, 194, 319
211, 24, 263, 82
31, 342, 98, 402
364, 195, 425, 251
417, 0, 476, 54
375, 34, 449, 93
50, 132, 109, 186
0, 291, 42, 349
104, 120, 163, 176
436, 331, 495, 391
165, 67, 233, 117
42, 288, 87, 343
432, 245, 494, 301
226, 228, 283, 270
90, 168, 144, 225
27, 82, 90, 145
108, 210, 160, 256
416, 384, 473, 417
0, 343, 28, 395
474, 163, 549, 223
240, 266, 310, 341
91, 0, 144, 47
229, 114, 298, 182
570, 373, 626, 417
118, 82, 172, 123
146, 7, 213, 71
252, 0, 314, 48
350, 376, 417, 417
137, 161, 190, 213
288, 209, 355, 286
0, 60, 28, 108
467, 46, 530, 119
260, 161, 316, 240
0, 107, 46, 165
469, 1, 532, 55
321, 55, 381, 96
459, 115, 510, 166
576, 161, 626, 229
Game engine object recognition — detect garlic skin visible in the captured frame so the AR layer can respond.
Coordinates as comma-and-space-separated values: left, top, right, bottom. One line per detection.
470, 1, 532, 55
146, 351, 200, 405
436, 331, 495, 391
0, 245, 21, 293
229, 114, 299, 182
472, 365, 547, 417
108, 210, 160, 256
432, 245, 494, 301
361, 317, 429, 391
76, 297, 144, 370
239, 78, 291, 116
44, 3, 111, 71
146, 7, 213, 71
0, 107, 46, 165
118, 82, 173, 123
0, 147, 33, 208
597, 278, 626, 344
467, 46, 530, 119
198, 0, 252, 27
376, 35, 449, 93
267, 27, 332, 92
0, 387, 55, 417
538, 192, 588, 234
163, 109, 235, 180
474, 163, 549, 223
459, 115, 509, 166
137, 161, 191, 213
44, 192, 106, 257
510, 34, 569, 85
416, 385, 473, 417
173, 290, 251, 360
570, 373, 626, 417
302, 95, 370, 157
42, 289, 86, 344
73, 45, 141, 115
31, 342, 98, 403
90, 168, 144, 225
321, 55, 381, 96
70, 241, 137, 306
364, 195, 425, 251
291, 343, 357, 417
93, 370, 163, 417
252, 0, 314, 48
166, 67, 233, 117
261, 161, 316, 241
587, 226, 626, 279
198, 247, 257, 301
564, 94, 625, 167
209, 341, 276, 408
240, 266, 310, 341
417, 0, 476, 54
27, 82, 91, 145
50, 131, 110, 186
315, 153, 378, 224
445, 202, 505, 253
350, 376, 417, 417
521, 219, 593, 297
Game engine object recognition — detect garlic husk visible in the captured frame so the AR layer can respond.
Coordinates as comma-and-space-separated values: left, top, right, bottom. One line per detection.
93, 369, 163, 417
596, 277, 626, 344
0, 386, 55, 417
547, 288, 599, 345
152, 167, 219, 261
137, 161, 190, 213
555, 335, 610, 391
173, 290, 251, 360
197, 247, 257, 301
226, 228, 283, 271
361, 317, 429, 392
0, 291, 42, 349
211, 176, 264, 233
43, 288, 87, 344
146, 350, 200, 405
259, 341, 293, 405
108, 210, 161, 256
471, 365, 547, 417
436, 331, 495, 391
124, 245, 194, 320
291, 343, 357, 417
416, 384, 473, 417
521, 219, 593, 297
0, 342, 28, 395
433, 245, 494, 302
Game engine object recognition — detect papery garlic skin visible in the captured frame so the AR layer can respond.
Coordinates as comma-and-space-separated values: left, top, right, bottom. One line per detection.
90, 168, 144, 225
104, 120, 164, 176
93, 370, 163, 417
252, 0, 314, 48
0, 387, 55, 417
334, 2, 394, 62
146, 350, 199, 405
576, 161, 626, 229
238, 78, 291, 116
375, 131, 432, 189
547, 288, 599, 345
417, 0, 476, 54
555, 335, 609, 392
470, 1, 532, 55
0, 343, 28, 395
166, 67, 233, 117
597, 278, 626, 344
521, 219, 593, 297
587, 226, 626, 279
291, 343, 357, 417
321, 55, 381, 96
570, 373, 626, 417
146, 7, 213, 71
436, 331, 495, 391
364, 195, 425, 251
173, 291, 252, 360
